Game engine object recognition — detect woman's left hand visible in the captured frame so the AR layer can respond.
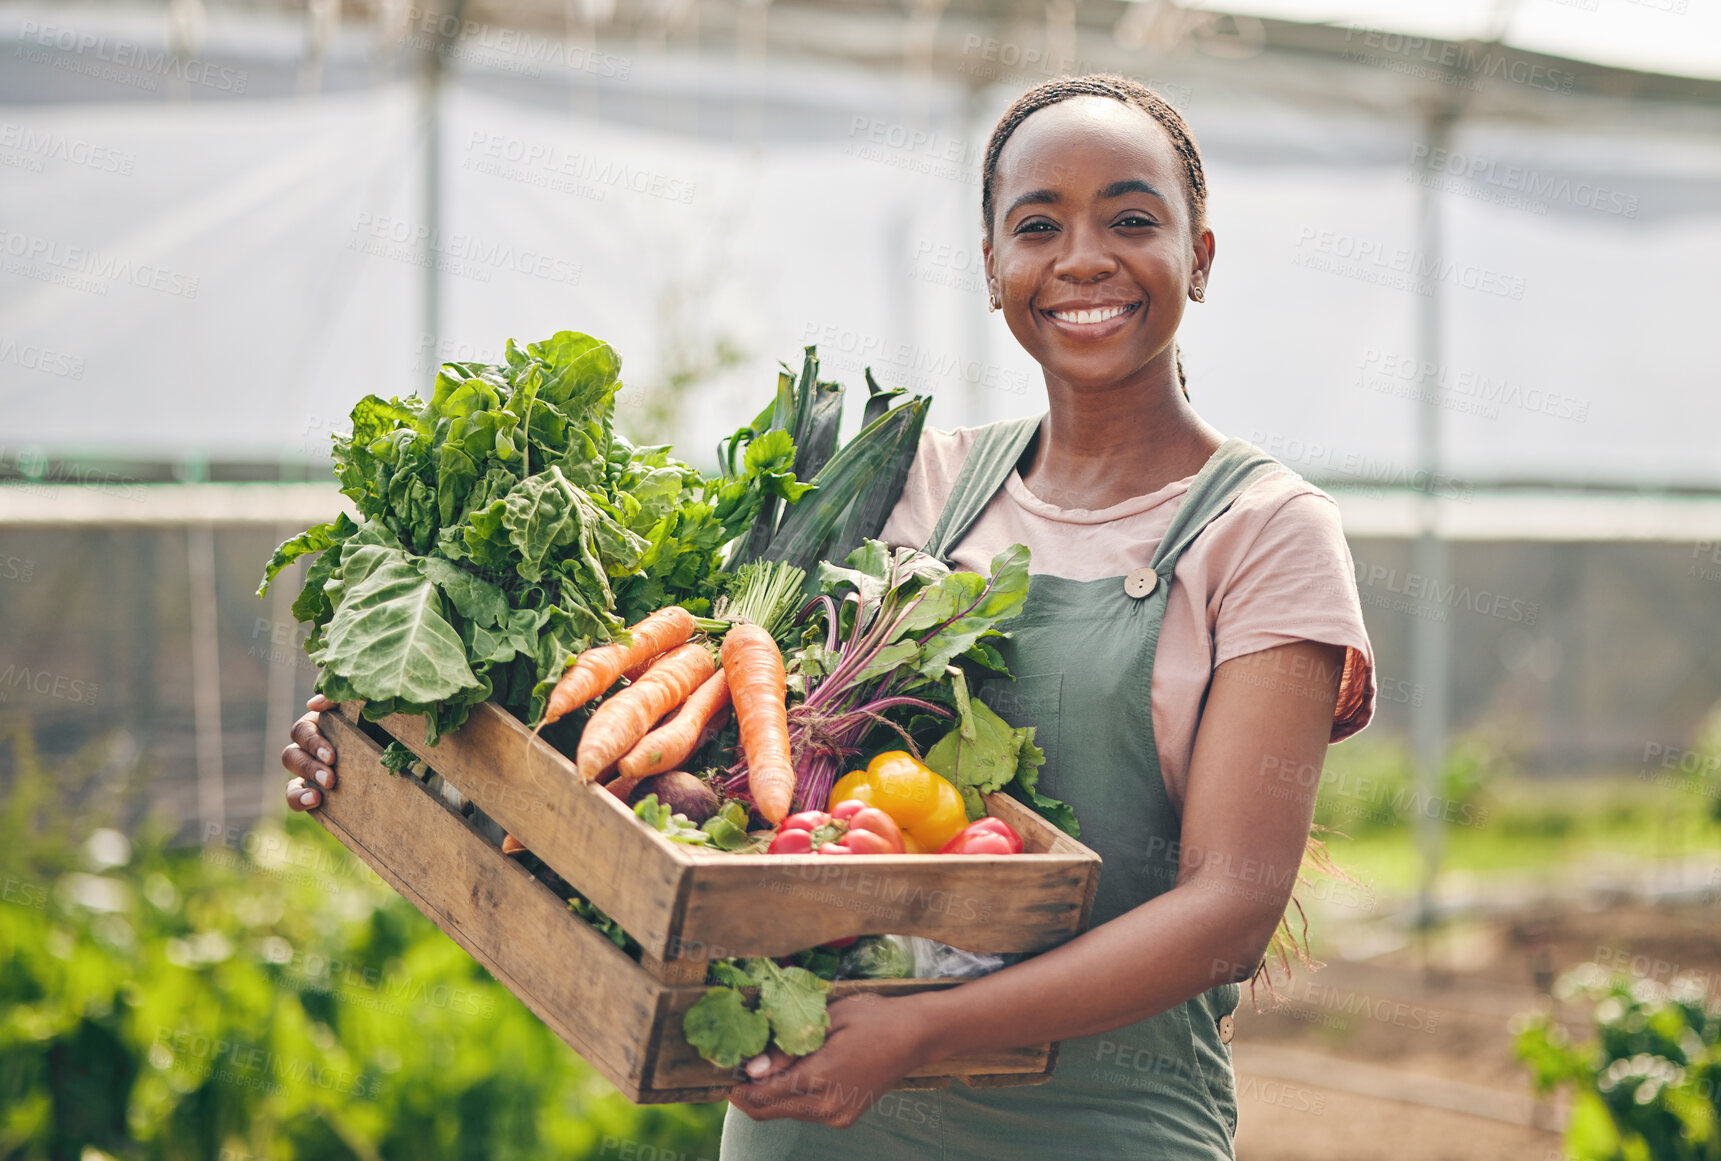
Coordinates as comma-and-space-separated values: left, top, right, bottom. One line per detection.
726, 993, 931, 1127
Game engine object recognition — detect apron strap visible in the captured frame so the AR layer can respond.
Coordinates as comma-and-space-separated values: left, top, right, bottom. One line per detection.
1149, 438, 1290, 577
920, 414, 1044, 563
922, 422, 1291, 573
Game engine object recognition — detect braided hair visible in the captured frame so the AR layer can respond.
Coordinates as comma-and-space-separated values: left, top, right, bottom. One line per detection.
980, 74, 1208, 397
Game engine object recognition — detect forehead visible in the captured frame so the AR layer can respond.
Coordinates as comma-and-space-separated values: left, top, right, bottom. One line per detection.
994, 96, 1182, 202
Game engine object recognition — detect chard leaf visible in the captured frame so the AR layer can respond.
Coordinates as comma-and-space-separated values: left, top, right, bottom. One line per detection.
379, 741, 418, 776
924, 696, 1024, 819
416, 556, 507, 628
527, 332, 621, 413
316, 543, 481, 704
684, 987, 769, 1070
257, 513, 359, 595
291, 541, 346, 626
1010, 728, 1078, 837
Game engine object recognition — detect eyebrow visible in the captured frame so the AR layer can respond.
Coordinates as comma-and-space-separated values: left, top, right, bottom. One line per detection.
1004, 179, 1170, 219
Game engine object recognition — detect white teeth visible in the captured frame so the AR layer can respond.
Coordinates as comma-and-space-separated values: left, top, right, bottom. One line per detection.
1049, 305, 1132, 325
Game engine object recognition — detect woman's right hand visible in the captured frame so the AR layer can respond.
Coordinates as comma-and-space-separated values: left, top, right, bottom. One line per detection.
282, 694, 339, 811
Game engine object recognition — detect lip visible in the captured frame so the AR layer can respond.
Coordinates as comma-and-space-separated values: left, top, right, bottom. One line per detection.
1038, 300, 1142, 339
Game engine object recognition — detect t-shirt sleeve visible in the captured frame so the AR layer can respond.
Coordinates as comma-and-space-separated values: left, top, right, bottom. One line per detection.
1211, 489, 1376, 741
878, 426, 974, 553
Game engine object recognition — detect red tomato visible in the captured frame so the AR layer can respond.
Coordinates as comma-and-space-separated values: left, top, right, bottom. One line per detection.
938, 818, 1024, 855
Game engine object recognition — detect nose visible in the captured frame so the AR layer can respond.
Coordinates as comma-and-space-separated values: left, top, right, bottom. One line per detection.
1051, 219, 1116, 284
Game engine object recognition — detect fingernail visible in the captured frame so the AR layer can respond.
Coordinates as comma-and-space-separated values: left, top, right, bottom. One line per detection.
300, 790, 317, 807
315, 769, 330, 788
745, 1055, 771, 1078
318, 748, 333, 763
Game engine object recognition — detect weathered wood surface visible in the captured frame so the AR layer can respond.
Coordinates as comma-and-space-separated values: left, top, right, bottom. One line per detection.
314, 709, 657, 1098
314, 704, 1068, 1103
362, 700, 1103, 966
358, 699, 694, 961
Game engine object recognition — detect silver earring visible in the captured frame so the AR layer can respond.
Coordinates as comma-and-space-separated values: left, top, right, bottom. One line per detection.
1191, 284, 1205, 302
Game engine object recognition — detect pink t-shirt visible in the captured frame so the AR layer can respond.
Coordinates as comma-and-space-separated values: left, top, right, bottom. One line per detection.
879, 425, 1377, 817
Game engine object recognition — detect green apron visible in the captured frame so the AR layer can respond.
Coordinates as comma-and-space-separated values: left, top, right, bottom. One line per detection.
722, 420, 1289, 1160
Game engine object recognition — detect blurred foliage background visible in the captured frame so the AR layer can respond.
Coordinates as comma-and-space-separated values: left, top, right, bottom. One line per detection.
0, 718, 724, 1160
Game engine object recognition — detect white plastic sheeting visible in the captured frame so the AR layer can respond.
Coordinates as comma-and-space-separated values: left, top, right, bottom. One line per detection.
3, 8, 1720, 490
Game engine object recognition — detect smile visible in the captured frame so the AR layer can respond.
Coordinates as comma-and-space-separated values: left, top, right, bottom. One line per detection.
1043, 303, 1140, 326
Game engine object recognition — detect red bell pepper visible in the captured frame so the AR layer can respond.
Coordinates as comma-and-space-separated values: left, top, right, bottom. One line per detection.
937, 817, 1024, 856
766, 799, 906, 856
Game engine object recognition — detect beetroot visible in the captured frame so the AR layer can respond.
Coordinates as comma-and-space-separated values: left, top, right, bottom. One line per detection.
626, 771, 719, 824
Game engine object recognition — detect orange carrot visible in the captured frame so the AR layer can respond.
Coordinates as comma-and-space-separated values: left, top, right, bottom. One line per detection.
720, 623, 793, 823
575, 643, 715, 780
539, 606, 696, 730
501, 834, 526, 855
617, 669, 732, 779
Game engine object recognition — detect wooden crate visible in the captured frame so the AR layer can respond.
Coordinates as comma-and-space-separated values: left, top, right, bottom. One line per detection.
310, 700, 1101, 1102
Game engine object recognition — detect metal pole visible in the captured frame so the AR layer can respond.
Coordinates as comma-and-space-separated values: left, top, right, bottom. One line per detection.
188, 523, 225, 835
1410, 102, 1455, 974
422, 0, 464, 350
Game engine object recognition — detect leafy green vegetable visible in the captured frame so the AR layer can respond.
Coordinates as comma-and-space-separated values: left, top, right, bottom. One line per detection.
313, 542, 482, 709
1009, 729, 1077, 837
740, 537, 1075, 834
632, 794, 712, 845
839, 936, 914, 980
568, 896, 635, 953
259, 329, 836, 741
749, 958, 832, 1055
924, 696, 1029, 818
698, 801, 757, 852
379, 741, 418, 776
683, 988, 770, 1070
684, 956, 835, 1066
722, 347, 928, 578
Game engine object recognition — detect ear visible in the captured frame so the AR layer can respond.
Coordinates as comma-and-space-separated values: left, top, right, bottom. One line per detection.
1191, 226, 1216, 298
982, 235, 997, 303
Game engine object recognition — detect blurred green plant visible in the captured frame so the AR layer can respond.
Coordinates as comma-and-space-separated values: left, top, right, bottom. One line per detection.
1311, 730, 1506, 839
1515, 965, 1721, 1161
0, 715, 724, 1160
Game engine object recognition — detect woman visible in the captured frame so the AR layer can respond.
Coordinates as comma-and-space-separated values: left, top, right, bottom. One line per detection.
283, 75, 1374, 1159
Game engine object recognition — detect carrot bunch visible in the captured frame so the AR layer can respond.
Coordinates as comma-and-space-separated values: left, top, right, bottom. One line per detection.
524, 603, 795, 825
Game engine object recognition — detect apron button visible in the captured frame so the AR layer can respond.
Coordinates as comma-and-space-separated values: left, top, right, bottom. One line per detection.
1124, 567, 1158, 598
1218, 1013, 1235, 1044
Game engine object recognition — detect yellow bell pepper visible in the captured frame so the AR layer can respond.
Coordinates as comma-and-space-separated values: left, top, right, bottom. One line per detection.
829, 751, 969, 852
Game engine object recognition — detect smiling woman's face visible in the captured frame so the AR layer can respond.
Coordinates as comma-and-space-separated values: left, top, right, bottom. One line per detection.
985, 96, 1213, 394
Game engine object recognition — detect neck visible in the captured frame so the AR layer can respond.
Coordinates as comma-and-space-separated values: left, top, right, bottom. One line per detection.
1020, 361, 1223, 510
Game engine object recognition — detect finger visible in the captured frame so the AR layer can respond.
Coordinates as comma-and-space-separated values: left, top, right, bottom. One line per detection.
285, 775, 321, 812
743, 1048, 795, 1080
281, 743, 335, 793
307, 694, 336, 712
290, 712, 336, 766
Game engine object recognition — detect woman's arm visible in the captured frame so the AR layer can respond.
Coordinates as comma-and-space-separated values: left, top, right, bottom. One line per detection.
727, 638, 1345, 1125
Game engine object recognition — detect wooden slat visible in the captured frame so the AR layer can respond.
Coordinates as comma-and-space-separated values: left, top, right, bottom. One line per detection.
364, 702, 1102, 964
358, 700, 695, 962
674, 850, 1095, 958
314, 708, 659, 1099
987, 794, 1101, 936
